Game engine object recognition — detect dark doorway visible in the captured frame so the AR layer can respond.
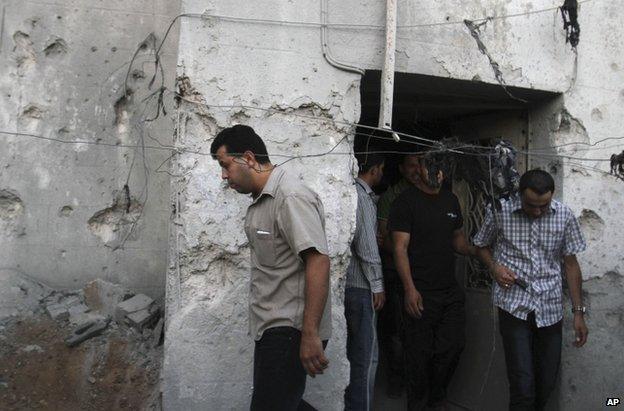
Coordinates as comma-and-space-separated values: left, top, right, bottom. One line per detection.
357, 70, 559, 411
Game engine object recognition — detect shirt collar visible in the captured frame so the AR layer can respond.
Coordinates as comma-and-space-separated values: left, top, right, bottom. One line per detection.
356, 177, 374, 195
251, 166, 283, 204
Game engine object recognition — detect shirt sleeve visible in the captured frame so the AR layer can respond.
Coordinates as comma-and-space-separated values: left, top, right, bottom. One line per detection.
353, 192, 384, 293
387, 193, 412, 234
473, 204, 496, 247
277, 194, 329, 257
562, 211, 587, 256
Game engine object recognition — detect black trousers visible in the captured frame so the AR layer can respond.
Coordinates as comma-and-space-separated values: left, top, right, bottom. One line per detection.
498, 309, 562, 411
251, 326, 326, 411
400, 286, 466, 406
377, 268, 404, 384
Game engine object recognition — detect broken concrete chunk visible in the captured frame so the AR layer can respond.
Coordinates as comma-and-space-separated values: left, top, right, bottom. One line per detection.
46, 303, 69, 321
126, 308, 156, 329
115, 294, 153, 322
61, 295, 82, 308
84, 279, 132, 316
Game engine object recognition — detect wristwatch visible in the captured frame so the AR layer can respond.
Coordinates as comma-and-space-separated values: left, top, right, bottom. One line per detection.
571, 306, 586, 314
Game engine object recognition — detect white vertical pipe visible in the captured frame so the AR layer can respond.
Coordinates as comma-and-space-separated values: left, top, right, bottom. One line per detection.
378, 0, 397, 130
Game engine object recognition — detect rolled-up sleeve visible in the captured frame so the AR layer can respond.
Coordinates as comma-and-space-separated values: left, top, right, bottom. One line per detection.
353, 193, 384, 293
277, 194, 329, 257
473, 205, 496, 247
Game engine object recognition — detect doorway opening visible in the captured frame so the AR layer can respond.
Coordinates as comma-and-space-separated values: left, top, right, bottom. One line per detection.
357, 70, 559, 410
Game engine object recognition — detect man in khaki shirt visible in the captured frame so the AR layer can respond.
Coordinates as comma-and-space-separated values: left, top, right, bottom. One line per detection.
211, 125, 331, 411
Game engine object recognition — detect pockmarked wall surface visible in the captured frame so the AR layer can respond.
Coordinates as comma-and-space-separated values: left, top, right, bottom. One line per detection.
164, 0, 360, 409
0, 0, 181, 297
164, 1, 623, 409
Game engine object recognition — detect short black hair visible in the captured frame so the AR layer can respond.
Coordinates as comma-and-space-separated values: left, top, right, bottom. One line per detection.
401, 152, 421, 165
210, 125, 271, 164
519, 169, 555, 195
357, 152, 385, 174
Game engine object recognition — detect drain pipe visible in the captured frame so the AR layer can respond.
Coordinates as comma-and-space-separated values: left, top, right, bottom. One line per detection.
378, 0, 397, 130
321, 0, 365, 75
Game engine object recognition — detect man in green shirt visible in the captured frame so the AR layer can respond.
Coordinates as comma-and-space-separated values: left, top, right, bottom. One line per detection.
376, 154, 420, 396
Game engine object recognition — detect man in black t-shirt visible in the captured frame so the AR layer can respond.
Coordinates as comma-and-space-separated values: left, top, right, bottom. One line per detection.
388, 152, 476, 411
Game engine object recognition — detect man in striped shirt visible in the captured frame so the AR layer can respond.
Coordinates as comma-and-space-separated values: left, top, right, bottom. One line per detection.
344, 152, 386, 411
474, 169, 588, 410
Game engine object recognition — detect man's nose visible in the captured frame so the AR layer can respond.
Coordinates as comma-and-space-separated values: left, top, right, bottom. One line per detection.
221, 169, 228, 180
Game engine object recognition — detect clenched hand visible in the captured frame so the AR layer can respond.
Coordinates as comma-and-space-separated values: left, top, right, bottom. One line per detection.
300, 333, 329, 377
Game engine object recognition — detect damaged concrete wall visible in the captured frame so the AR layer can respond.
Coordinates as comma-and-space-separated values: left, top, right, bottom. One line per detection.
164, 0, 360, 409
164, 1, 623, 409
0, 0, 181, 297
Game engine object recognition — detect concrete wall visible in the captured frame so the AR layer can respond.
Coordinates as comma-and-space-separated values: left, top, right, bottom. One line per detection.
0, 0, 181, 298
163, 0, 360, 409
157, 0, 623, 409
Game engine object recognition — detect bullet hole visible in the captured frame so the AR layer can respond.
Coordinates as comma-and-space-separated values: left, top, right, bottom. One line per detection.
91, 46, 98, 52
111, 46, 117, 52
43, 37, 68, 57
131, 69, 146, 80
591, 108, 603, 122
21, 104, 43, 119
0, 190, 23, 220
13, 31, 36, 71
88, 190, 143, 248
59, 205, 73, 217
578, 209, 605, 242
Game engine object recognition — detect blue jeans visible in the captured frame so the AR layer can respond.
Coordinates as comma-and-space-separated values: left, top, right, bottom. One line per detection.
251, 327, 326, 411
344, 287, 378, 411
498, 309, 562, 411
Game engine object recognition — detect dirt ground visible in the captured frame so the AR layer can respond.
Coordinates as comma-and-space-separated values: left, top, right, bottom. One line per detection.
0, 316, 161, 411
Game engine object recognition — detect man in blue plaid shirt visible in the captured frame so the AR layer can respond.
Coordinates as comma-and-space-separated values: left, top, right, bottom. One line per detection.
474, 169, 589, 411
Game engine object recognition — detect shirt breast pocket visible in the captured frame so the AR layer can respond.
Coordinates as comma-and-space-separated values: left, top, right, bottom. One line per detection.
252, 229, 278, 267
541, 228, 563, 252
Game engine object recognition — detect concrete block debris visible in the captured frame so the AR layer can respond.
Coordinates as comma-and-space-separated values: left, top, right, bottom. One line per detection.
46, 303, 69, 321
115, 294, 159, 330
65, 316, 111, 347
83, 279, 133, 317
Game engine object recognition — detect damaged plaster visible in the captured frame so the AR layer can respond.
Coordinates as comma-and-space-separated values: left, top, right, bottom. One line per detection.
0, 189, 25, 237
88, 188, 143, 249
0, 0, 181, 296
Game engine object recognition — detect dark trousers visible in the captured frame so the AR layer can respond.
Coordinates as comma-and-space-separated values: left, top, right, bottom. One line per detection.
377, 268, 404, 385
251, 327, 326, 411
400, 286, 465, 406
344, 287, 378, 411
498, 309, 562, 411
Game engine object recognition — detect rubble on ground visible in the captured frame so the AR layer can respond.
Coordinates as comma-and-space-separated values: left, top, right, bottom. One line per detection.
0, 272, 164, 410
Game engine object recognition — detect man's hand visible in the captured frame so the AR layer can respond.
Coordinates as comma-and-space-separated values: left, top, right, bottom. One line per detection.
573, 314, 588, 347
300, 332, 329, 378
373, 291, 385, 311
404, 287, 424, 318
492, 263, 517, 289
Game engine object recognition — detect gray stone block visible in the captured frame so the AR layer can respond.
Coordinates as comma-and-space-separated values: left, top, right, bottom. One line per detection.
126, 308, 157, 329
115, 294, 154, 322
84, 279, 133, 317
46, 303, 69, 321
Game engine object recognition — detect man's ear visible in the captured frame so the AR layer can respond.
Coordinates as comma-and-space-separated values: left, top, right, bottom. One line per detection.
242, 150, 256, 167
